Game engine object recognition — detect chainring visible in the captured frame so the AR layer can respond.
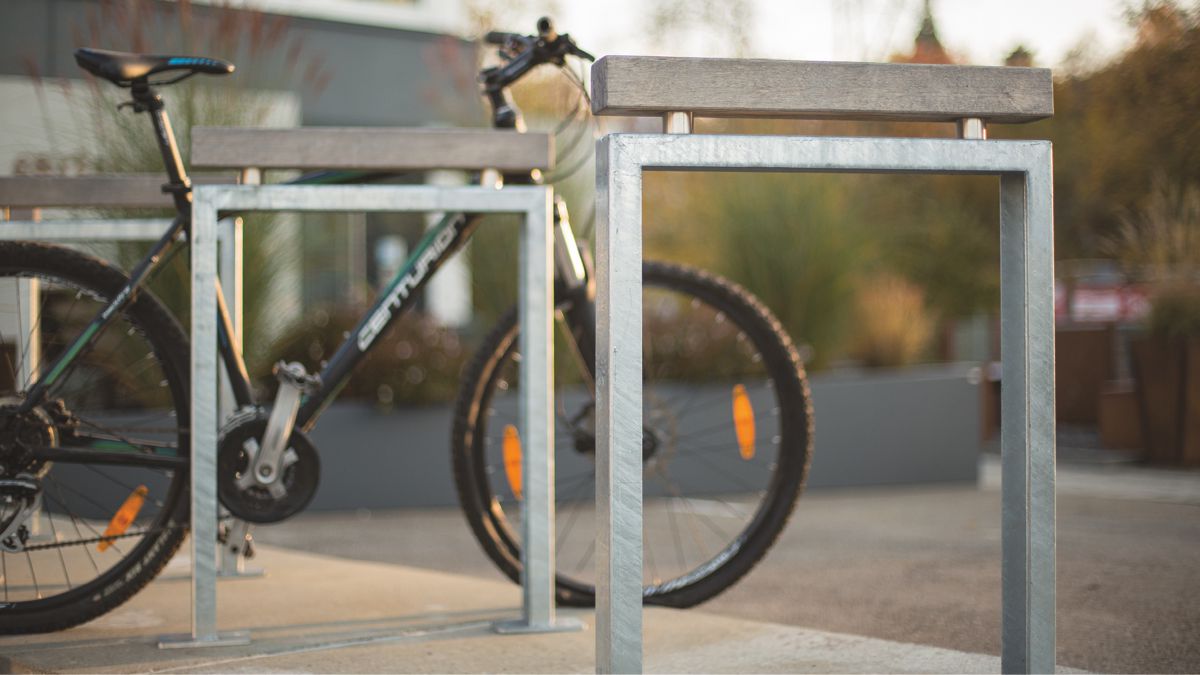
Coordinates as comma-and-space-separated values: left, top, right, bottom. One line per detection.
217, 414, 319, 523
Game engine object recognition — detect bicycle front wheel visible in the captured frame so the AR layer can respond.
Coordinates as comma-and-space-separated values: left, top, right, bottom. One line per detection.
452, 261, 812, 607
0, 242, 190, 633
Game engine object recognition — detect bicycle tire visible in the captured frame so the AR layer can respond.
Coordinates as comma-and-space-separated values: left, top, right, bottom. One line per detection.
452, 260, 812, 607
0, 241, 190, 633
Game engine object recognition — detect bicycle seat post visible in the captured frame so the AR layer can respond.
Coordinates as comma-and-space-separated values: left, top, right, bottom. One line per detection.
129, 81, 192, 213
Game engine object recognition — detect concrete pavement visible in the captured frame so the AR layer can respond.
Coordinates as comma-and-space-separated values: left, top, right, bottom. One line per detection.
3, 457, 1194, 673
250, 456, 1200, 673
0, 545, 1070, 674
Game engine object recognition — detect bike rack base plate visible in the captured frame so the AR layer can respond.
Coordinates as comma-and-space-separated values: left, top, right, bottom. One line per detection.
493, 616, 585, 635
158, 630, 251, 649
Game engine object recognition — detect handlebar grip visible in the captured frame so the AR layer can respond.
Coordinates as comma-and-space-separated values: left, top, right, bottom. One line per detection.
484, 31, 513, 45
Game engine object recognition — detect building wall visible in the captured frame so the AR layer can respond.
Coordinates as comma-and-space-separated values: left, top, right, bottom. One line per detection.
0, 0, 483, 127
0, 0, 485, 328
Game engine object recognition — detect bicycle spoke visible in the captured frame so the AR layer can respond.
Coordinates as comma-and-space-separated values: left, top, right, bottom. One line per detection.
645, 518, 660, 584
27, 284, 86, 389
46, 509, 74, 590
43, 483, 129, 557
663, 486, 687, 572
656, 473, 711, 564
554, 471, 594, 555
24, 550, 40, 600
51, 480, 101, 574
83, 464, 168, 509
73, 414, 180, 452
686, 449, 765, 495
572, 534, 595, 576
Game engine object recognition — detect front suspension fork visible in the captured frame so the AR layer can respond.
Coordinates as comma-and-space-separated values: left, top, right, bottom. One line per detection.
550, 197, 598, 388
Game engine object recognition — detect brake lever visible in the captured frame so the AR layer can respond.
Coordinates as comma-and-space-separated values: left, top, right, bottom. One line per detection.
569, 44, 596, 62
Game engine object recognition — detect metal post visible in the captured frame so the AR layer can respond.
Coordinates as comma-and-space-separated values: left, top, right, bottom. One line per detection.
219, 159, 258, 578
223, 164, 255, 422
160, 189, 249, 648
16, 278, 39, 391
662, 111, 693, 134
217, 216, 244, 422
220, 217, 245, 357
594, 135, 644, 674
494, 188, 581, 635
5, 208, 41, 393
167, 183, 561, 649
215, 214, 263, 579
959, 117, 988, 140
999, 162, 1056, 674
594, 134, 1056, 675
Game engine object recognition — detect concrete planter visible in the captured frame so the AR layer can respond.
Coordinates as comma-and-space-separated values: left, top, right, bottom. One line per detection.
805, 362, 982, 488
1131, 336, 1200, 466
302, 362, 983, 510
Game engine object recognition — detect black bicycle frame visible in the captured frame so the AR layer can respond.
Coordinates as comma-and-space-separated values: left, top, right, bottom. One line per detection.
24, 71, 598, 451
293, 211, 480, 429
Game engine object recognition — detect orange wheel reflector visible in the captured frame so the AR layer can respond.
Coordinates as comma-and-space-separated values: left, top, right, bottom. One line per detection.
732, 384, 756, 460
98, 485, 149, 552
502, 424, 523, 500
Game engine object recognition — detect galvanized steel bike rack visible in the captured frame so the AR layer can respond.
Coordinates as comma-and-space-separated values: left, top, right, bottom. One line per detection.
590, 56, 1057, 674
163, 127, 579, 648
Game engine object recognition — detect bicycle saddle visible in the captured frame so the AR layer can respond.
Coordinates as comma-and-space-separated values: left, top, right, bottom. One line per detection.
74, 48, 234, 85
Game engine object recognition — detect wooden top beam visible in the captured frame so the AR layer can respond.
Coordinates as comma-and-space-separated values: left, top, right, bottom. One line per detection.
191, 127, 555, 171
0, 174, 232, 209
591, 56, 1053, 124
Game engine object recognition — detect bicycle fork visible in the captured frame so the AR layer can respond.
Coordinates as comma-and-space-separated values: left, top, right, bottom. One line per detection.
549, 196, 599, 390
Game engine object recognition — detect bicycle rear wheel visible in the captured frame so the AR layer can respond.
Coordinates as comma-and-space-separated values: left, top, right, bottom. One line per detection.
0, 242, 190, 633
452, 260, 812, 607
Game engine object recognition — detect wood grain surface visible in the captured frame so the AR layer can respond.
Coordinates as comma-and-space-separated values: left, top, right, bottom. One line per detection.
191, 127, 554, 171
592, 56, 1053, 123
0, 174, 232, 208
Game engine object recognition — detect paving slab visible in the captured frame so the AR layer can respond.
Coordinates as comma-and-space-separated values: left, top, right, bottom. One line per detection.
0, 544, 1080, 673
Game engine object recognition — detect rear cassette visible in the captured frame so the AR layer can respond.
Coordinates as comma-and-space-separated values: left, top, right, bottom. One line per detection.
217, 415, 319, 523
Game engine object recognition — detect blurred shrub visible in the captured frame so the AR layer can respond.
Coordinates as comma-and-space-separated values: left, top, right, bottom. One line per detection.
1107, 177, 1200, 284
644, 172, 872, 370
466, 215, 521, 332
264, 307, 467, 408
710, 175, 872, 369
1148, 284, 1200, 339
862, 177, 1000, 320
1037, 3, 1200, 260
849, 275, 934, 368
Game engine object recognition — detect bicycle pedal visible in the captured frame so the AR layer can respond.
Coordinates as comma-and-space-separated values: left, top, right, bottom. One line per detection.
272, 360, 321, 394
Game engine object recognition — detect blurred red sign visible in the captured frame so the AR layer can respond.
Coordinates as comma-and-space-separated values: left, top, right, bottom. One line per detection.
1055, 281, 1150, 323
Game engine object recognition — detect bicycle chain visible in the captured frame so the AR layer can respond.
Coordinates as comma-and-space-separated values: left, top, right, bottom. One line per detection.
19, 524, 182, 552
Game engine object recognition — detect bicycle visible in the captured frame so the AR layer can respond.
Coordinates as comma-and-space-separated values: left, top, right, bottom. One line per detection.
0, 18, 813, 633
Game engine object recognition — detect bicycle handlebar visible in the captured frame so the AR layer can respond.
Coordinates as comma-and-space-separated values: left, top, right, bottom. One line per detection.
480, 17, 594, 93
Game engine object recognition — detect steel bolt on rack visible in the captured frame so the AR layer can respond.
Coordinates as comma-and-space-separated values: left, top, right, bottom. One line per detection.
594, 132, 1055, 674
170, 182, 578, 649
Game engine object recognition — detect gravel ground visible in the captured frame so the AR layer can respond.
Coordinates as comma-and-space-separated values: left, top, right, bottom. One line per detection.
254, 458, 1200, 674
